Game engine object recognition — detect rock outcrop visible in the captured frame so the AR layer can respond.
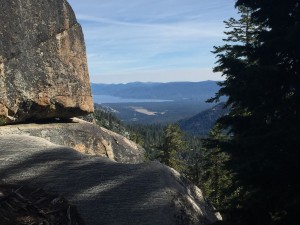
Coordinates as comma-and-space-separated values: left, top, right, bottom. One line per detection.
0, 0, 94, 124
0, 135, 222, 225
0, 118, 145, 164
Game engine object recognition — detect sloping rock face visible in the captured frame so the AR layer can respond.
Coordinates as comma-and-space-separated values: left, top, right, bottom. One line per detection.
0, 135, 221, 225
0, 118, 145, 164
0, 0, 94, 124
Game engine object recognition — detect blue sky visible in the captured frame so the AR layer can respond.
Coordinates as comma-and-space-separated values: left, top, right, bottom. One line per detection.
67, 0, 237, 84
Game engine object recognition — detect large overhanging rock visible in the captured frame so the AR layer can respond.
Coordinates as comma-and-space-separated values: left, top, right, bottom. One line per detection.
0, 0, 94, 124
0, 135, 222, 225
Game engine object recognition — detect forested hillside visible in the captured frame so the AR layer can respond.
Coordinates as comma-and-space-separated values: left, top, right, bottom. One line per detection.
179, 102, 229, 136
93, 104, 128, 137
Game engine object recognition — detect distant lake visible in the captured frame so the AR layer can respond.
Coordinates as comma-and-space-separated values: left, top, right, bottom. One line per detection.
93, 95, 173, 104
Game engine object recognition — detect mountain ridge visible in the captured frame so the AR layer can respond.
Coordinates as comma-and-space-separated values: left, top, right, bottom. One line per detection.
91, 81, 220, 101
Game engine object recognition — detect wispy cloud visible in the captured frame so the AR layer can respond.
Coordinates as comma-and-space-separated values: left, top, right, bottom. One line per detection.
68, 0, 236, 83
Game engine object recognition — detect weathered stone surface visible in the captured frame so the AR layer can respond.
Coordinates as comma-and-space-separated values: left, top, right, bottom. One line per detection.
0, 118, 145, 164
0, 135, 222, 225
0, 0, 94, 124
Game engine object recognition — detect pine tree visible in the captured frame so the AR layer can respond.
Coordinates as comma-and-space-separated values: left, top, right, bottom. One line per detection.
160, 124, 187, 172
184, 137, 205, 187
201, 125, 234, 212
211, 1, 300, 224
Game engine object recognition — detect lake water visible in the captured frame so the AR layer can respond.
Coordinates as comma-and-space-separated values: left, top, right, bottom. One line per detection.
93, 95, 173, 104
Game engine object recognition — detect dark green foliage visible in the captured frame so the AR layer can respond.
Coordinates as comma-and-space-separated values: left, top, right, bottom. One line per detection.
130, 123, 189, 172
183, 137, 204, 178
209, 1, 300, 224
93, 105, 128, 137
200, 126, 234, 211
158, 124, 187, 172
183, 126, 234, 212
129, 123, 205, 177
126, 123, 164, 159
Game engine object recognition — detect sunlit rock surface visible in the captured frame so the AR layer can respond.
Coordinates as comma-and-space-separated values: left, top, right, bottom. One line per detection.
0, 0, 93, 124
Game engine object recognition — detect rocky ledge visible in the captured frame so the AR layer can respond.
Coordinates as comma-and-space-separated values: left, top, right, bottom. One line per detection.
0, 135, 221, 225
0, 118, 145, 164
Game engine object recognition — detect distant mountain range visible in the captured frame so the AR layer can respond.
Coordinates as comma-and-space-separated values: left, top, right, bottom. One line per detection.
91, 81, 221, 101
91, 81, 228, 132
179, 102, 229, 136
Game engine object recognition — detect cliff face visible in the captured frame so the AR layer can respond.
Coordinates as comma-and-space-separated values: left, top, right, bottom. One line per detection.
0, 0, 93, 124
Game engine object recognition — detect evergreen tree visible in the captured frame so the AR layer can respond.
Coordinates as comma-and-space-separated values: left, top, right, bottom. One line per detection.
127, 123, 165, 159
160, 124, 187, 172
210, 1, 300, 224
184, 137, 205, 186
201, 125, 233, 212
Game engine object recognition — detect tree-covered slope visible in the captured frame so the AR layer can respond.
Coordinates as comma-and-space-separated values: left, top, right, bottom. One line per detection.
179, 103, 229, 136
